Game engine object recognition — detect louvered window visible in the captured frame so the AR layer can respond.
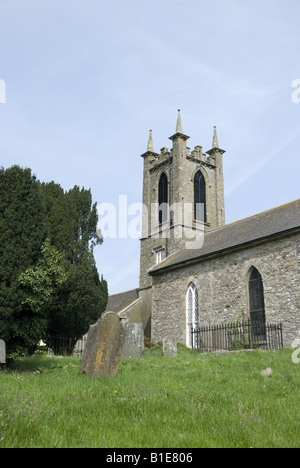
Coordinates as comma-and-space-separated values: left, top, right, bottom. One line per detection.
194, 170, 207, 222
158, 173, 168, 224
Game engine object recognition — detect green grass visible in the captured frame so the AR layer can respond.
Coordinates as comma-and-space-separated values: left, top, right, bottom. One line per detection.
0, 345, 299, 448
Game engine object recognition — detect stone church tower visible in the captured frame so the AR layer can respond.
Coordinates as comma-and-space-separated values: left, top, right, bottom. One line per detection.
139, 110, 226, 292
107, 111, 300, 349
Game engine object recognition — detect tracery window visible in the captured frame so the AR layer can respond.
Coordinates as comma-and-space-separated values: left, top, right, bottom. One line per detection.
186, 283, 199, 348
248, 267, 266, 339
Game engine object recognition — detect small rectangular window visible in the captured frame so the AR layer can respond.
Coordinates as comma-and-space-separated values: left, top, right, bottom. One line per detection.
156, 250, 163, 264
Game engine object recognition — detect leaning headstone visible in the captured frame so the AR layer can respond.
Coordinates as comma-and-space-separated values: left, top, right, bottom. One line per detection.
0, 339, 6, 366
81, 312, 126, 378
163, 336, 177, 358
121, 323, 144, 360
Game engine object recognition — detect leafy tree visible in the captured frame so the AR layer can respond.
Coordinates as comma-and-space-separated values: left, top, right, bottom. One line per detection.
19, 239, 67, 316
46, 252, 108, 353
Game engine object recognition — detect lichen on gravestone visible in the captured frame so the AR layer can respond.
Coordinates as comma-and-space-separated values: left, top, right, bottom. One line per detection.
81, 312, 126, 378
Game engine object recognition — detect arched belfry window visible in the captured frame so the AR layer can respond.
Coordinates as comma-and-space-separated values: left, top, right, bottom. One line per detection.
248, 267, 266, 338
194, 170, 207, 223
186, 283, 199, 348
158, 172, 168, 224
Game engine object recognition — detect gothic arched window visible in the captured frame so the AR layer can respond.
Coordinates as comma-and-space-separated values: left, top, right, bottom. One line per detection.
158, 172, 168, 224
194, 170, 207, 223
186, 283, 199, 348
248, 267, 266, 338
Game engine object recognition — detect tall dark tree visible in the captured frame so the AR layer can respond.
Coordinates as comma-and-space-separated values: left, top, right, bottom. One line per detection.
0, 169, 107, 356
41, 184, 102, 262
0, 166, 46, 354
40, 182, 107, 343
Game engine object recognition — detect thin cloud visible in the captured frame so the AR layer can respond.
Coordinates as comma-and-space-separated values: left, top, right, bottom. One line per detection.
225, 126, 300, 197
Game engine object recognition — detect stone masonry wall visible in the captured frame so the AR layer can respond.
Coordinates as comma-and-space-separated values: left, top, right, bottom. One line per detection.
151, 232, 300, 348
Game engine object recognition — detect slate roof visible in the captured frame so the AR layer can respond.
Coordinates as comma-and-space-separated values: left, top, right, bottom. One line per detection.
104, 288, 139, 313
149, 199, 300, 275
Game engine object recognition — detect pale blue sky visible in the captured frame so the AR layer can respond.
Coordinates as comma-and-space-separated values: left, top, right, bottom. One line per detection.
0, 0, 299, 294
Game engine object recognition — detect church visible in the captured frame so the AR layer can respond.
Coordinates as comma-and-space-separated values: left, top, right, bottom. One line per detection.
105, 111, 300, 349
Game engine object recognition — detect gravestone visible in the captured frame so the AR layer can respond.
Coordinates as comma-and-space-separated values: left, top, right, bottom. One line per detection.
261, 368, 273, 378
0, 339, 6, 366
291, 331, 300, 348
121, 323, 144, 360
163, 336, 177, 358
81, 312, 126, 378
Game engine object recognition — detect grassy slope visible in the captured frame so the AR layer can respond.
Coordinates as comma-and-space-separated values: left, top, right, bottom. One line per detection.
0, 345, 299, 448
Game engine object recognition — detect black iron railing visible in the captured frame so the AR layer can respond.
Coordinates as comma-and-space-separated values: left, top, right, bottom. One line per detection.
41, 335, 88, 356
190, 320, 283, 352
